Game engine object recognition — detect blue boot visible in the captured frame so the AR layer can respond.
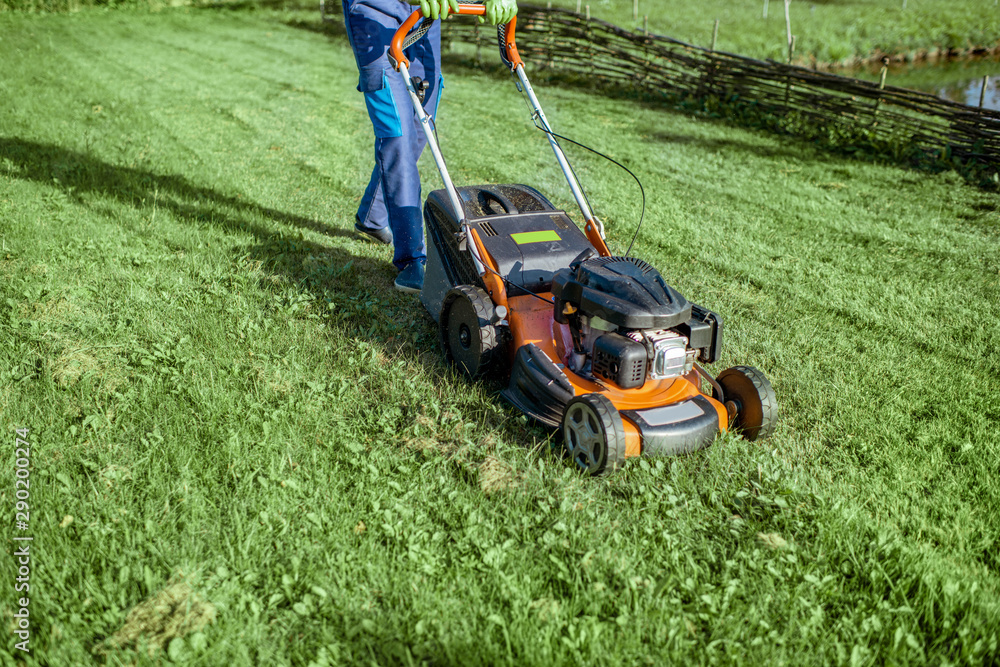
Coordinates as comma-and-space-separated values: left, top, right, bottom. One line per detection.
394, 260, 425, 294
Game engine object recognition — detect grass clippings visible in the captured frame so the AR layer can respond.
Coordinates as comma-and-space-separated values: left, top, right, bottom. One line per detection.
479, 456, 517, 495
99, 583, 216, 657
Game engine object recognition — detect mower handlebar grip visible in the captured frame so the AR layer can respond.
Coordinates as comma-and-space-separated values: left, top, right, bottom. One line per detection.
389, 5, 522, 71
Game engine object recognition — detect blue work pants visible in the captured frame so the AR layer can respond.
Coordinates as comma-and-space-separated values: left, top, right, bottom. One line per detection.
342, 0, 442, 270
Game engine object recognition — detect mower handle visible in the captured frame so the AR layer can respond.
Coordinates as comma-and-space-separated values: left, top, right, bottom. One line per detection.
388, 4, 522, 71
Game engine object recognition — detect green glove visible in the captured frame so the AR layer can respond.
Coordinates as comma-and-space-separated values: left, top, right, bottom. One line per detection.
411, 0, 459, 20
482, 0, 517, 25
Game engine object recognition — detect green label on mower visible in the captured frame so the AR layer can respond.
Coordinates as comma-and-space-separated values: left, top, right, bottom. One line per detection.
511, 230, 561, 245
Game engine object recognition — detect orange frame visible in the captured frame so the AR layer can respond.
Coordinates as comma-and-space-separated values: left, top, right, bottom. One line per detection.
505, 294, 728, 458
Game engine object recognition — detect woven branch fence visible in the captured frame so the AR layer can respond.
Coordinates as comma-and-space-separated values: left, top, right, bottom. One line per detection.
436, 5, 1000, 180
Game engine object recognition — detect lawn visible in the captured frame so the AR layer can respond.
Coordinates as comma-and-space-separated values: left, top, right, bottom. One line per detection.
5, 0, 998, 64
1, 5, 999, 665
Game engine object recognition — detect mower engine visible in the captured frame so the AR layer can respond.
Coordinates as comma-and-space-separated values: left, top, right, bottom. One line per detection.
552, 254, 722, 390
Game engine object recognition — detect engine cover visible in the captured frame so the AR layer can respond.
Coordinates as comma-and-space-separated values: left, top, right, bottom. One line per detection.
552, 256, 692, 330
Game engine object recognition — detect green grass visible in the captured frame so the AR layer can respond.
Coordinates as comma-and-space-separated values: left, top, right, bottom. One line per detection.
542, 0, 1000, 64
2, 5, 1000, 665
3, 0, 999, 65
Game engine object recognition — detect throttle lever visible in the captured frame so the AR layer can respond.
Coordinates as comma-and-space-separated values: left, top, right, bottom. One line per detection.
410, 76, 430, 105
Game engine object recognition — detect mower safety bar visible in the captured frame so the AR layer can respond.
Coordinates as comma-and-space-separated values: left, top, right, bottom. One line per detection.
389, 5, 522, 71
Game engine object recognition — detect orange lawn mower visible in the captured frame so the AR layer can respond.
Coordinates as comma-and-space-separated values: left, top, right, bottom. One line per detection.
389, 5, 777, 474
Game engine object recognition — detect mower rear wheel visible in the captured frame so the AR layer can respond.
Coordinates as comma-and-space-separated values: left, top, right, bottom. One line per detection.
717, 365, 777, 441
561, 394, 627, 475
440, 285, 500, 381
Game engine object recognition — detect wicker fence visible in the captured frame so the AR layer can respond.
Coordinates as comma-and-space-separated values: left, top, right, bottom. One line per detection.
436, 5, 1000, 182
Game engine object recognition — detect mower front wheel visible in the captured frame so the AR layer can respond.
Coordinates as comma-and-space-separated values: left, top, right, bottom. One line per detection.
717, 365, 777, 441
561, 394, 627, 476
440, 285, 501, 381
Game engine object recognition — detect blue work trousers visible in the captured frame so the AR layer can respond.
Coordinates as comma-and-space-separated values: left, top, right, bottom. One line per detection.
343, 0, 442, 270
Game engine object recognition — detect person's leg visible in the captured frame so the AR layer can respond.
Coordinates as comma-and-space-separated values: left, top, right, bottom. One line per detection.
343, 0, 442, 274
373, 19, 442, 271
377, 20, 442, 271
372, 72, 425, 270
356, 56, 440, 249
354, 167, 392, 244
343, 0, 402, 241
356, 165, 387, 232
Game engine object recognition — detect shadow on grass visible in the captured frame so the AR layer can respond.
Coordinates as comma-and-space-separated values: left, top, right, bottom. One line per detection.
0, 136, 354, 243
200, 0, 327, 13
645, 130, 809, 161
0, 134, 496, 412
0, 135, 439, 342
283, 14, 348, 40
0, 137, 442, 339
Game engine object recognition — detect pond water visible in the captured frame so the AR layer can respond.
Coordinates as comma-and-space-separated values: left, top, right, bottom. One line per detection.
850, 55, 1000, 112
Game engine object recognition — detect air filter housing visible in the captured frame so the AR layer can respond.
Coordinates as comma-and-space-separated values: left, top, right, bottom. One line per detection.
592, 333, 647, 389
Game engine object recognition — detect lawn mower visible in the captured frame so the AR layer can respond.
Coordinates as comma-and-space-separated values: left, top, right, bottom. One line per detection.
389, 5, 777, 474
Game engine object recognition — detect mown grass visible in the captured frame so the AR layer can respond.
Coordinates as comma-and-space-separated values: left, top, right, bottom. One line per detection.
1, 5, 999, 665
3, 0, 999, 65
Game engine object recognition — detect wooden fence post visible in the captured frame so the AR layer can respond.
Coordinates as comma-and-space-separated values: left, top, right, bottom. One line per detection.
546, 1, 554, 68
586, 5, 594, 76
784, 35, 796, 108
873, 57, 889, 122
704, 20, 721, 100
643, 15, 648, 36
763, 0, 769, 20
981, 76, 990, 109
784, 0, 792, 50
474, 20, 481, 64
633, 0, 638, 22
635, 9, 650, 86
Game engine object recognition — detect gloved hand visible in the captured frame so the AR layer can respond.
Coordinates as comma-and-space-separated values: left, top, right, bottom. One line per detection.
411, 0, 460, 20
482, 0, 517, 25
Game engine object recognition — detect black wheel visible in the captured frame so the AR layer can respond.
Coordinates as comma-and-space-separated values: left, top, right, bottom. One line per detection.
561, 394, 627, 476
440, 285, 500, 381
717, 365, 777, 442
